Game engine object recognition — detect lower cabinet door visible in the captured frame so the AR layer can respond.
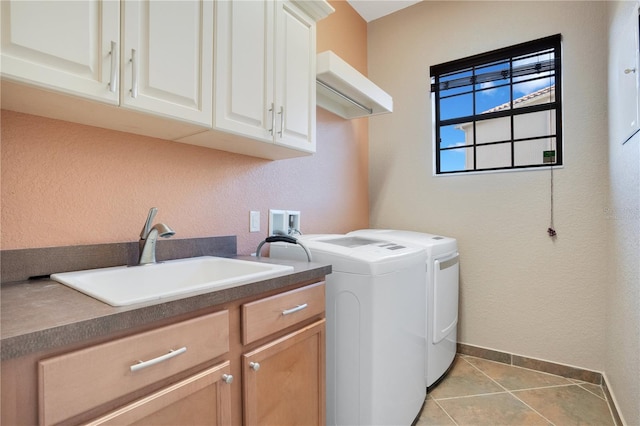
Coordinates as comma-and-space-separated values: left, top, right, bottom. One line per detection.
88, 361, 232, 426
243, 320, 326, 426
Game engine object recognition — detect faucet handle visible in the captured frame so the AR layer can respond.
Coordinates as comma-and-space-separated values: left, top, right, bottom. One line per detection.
140, 207, 158, 239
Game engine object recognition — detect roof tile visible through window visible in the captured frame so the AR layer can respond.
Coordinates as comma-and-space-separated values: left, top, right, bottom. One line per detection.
482, 85, 555, 114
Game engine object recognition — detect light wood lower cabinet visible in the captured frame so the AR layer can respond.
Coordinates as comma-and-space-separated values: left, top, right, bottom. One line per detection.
243, 320, 326, 426
87, 361, 232, 426
13, 280, 326, 426
38, 311, 230, 426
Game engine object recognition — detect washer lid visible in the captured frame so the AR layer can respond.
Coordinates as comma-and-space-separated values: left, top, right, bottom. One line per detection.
270, 234, 427, 275
348, 229, 457, 256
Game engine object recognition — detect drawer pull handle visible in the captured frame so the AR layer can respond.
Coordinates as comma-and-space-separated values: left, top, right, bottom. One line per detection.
222, 374, 234, 384
282, 303, 308, 316
249, 362, 260, 371
130, 347, 187, 372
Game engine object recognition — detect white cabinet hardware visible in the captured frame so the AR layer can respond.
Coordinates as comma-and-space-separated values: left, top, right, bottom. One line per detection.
282, 303, 308, 316
130, 347, 187, 372
129, 49, 138, 98
109, 41, 119, 93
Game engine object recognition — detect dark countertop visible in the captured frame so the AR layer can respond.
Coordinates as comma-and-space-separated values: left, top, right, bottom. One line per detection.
1, 256, 331, 360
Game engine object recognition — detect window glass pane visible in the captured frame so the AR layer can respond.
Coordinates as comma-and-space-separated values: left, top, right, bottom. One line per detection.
440, 146, 470, 172
440, 68, 473, 91
475, 116, 511, 144
474, 60, 511, 90
475, 143, 512, 169
439, 124, 469, 148
441, 85, 472, 98
513, 80, 555, 108
514, 138, 557, 166
440, 92, 473, 120
475, 84, 511, 113
513, 109, 556, 140
512, 50, 554, 83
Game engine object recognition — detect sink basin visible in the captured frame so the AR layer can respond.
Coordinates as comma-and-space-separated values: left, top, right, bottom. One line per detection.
50, 256, 294, 306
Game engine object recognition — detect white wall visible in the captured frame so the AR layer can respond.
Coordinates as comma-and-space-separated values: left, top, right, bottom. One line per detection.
607, 2, 640, 424
368, 1, 609, 373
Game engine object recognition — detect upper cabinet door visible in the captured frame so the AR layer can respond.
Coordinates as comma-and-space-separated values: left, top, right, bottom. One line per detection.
274, 1, 316, 152
213, 0, 274, 142
0, 0, 120, 104
121, 0, 213, 126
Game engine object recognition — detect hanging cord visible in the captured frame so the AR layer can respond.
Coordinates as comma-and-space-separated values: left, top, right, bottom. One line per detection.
547, 82, 557, 238
548, 163, 557, 237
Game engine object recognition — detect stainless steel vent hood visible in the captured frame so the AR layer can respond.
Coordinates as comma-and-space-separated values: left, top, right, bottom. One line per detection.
316, 51, 393, 119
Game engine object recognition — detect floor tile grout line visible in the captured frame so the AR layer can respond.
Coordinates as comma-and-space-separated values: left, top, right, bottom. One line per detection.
466, 355, 612, 406
576, 382, 607, 401
600, 386, 621, 426
509, 382, 591, 394
426, 355, 617, 426
432, 381, 604, 401
508, 388, 558, 426
462, 355, 513, 394
465, 355, 582, 382
432, 390, 510, 401
432, 397, 460, 426
463, 356, 559, 426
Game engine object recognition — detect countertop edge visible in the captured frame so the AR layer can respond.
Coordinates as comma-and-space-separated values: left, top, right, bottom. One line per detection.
1, 261, 331, 361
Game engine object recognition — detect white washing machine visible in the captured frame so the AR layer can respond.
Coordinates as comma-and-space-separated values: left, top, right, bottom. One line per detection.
349, 229, 459, 388
269, 234, 427, 426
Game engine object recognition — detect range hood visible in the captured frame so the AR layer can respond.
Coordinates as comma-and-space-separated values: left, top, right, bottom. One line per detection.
316, 51, 393, 119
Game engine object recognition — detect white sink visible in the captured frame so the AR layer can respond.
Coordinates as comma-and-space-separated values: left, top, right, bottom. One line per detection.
50, 256, 294, 307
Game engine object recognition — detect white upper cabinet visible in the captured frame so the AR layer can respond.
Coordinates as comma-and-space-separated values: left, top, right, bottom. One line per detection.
0, 0, 120, 104
1, 0, 332, 159
275, 1, 317, 152
1, 0, 212, 127
199, 0, 325, 156
213, 0, 274, 142
121, 0, 213, 126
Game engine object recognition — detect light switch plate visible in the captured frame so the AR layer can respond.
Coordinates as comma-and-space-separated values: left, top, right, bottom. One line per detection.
250, 211, 260, 232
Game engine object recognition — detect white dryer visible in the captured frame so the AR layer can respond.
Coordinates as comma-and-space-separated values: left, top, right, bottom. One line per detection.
349, 229, 459, 388
269, 234, 427, 426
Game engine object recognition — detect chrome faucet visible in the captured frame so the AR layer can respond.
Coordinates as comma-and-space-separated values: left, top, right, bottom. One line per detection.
138, 207, 175, 265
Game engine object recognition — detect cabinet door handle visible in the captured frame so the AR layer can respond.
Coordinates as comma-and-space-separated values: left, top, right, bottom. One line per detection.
249, 361, 260, 371
108, 41, 118, 93
222, 374, 233, 384
130, 347, 187, 372
277, 106, 284, 137
130, 48, 138, 98
282, 303, 308, 316
268, 103, 275, 135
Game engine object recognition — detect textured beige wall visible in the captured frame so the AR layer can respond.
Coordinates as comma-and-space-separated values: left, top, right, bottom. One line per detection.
0, 0, 369, 255
606, 2, 640, 424
367, 1, 609, 372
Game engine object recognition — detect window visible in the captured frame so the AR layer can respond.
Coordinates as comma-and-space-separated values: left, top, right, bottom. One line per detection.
431, 34, 562, 174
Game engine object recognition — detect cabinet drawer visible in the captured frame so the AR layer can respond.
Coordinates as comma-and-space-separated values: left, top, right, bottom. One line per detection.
242, 282, 325, 344
39, 311, 229, 426
87, 361, 232, 426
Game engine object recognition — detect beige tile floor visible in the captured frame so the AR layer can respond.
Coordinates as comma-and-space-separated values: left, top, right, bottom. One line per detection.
418, 355, 617, 426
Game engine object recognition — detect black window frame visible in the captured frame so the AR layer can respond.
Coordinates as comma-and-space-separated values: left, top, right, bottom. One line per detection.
430, 34, 563, 175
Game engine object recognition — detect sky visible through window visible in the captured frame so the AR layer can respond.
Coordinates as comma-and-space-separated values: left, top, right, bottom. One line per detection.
437, 52, 555, 172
